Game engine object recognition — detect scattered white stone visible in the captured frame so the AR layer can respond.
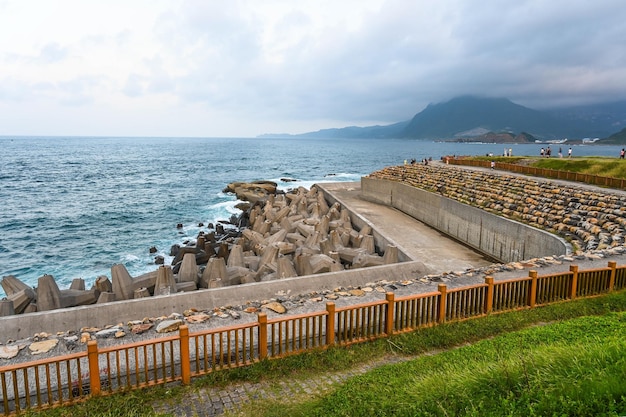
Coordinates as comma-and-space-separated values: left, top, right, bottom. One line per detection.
156, 319, 183, 333
186, 313, 211, 323
0, 345, 20, 359
130, 323, 153, 334
95, 327, 122, 339
262, 301, 286, 314
29, 339, 58, 355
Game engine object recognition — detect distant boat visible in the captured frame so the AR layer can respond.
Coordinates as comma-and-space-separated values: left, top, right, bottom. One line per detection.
582, 138, 600, 144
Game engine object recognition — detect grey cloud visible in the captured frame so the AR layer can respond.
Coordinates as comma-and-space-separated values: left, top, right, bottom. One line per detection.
147, 0, 626, 130
38, 43, 68, 63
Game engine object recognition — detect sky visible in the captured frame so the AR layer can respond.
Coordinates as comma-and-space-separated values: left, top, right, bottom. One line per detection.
1, 0, 625, 138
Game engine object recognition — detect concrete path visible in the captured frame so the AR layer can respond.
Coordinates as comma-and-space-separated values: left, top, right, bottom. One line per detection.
320, 181, 494, 272
152, 354, 410, 416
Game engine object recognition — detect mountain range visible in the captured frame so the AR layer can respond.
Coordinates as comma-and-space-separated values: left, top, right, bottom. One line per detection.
261, 96, 626, 142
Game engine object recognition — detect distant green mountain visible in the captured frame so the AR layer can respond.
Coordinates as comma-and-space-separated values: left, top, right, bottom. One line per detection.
598, 127, 626, 144
260, 96, 626, 140
403, 96, 564, 139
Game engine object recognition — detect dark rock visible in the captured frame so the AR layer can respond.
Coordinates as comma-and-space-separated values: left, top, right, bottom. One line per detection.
176, 223, 183, 229
154, 256, 165, 265
170, 244, 180, 257
149, 246, 158, 254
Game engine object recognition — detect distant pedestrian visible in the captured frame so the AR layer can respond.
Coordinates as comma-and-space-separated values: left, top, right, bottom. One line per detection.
540, 148, 545, 157
568, 147, 572, 158
621, 149, 625, 159
490, 160, 495, 170
558, 147, 562, 158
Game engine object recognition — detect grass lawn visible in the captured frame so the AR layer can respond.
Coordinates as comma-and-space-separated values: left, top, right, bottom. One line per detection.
23, 290, 626, 417
474, 155, 626, 179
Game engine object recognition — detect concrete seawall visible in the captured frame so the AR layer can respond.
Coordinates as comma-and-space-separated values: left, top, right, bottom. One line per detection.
2, 176, 564, 340
361, 176, 570, 262
0, 261, 427, 341
1, 183, 431, 340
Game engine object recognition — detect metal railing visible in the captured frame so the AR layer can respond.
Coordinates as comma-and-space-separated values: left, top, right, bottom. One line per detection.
1, 261, 624, 415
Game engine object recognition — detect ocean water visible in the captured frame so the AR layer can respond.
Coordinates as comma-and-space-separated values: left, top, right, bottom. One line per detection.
0, 136, 623, 298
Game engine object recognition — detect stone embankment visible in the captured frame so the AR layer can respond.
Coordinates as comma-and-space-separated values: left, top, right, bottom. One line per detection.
3, 166, 626, 362
368, 164, 626, 253
0, 181, 398, 317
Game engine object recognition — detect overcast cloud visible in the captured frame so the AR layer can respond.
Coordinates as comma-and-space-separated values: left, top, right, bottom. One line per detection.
0, 0, 625, 137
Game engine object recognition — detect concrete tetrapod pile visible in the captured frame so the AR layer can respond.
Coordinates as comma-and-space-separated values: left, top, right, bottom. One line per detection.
369, 164, 626, 253
0, 182, 398, 317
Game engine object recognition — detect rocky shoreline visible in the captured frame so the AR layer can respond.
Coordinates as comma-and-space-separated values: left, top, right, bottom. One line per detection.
0, 181, 399, 318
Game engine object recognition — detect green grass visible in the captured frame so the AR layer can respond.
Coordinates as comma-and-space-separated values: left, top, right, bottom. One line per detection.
269, 315, 626, 417
22, 291, 626, 417
473, 156, 626, 179
531, 157, 626, 179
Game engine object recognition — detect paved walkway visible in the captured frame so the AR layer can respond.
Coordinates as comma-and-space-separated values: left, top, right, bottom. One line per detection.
320, 181, 494, 272
152, 353, 410, 416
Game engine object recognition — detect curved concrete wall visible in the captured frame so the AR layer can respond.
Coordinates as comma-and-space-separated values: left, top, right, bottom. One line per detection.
317, 183, 412, 263
361, 177, 570, 262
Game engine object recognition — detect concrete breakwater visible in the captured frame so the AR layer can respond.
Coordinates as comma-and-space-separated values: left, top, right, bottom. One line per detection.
367, 164, 626, 254
0, 181, 400, 318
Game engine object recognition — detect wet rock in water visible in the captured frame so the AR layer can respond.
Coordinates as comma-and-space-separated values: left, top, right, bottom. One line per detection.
149, 246, 158, 254
170, 244, 181, 257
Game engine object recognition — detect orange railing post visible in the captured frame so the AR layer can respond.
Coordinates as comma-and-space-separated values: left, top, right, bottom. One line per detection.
529, 270, 538, 307
609, 261, 617, 292
569, 265, 579, 299
179, 325, 191, 385
438, 284, 447, 324
258, 313, 268, 359
326, 302, 336, 346
485, 276, 494, 313
385, 292, 395, 335
87, 340, 101, 396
